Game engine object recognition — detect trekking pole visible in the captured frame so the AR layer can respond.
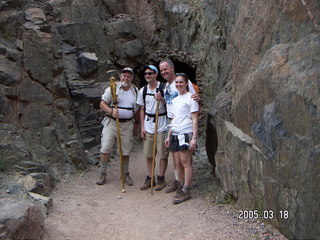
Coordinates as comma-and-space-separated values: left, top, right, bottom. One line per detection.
110, 77, 125, 193
151, 100, 160, 195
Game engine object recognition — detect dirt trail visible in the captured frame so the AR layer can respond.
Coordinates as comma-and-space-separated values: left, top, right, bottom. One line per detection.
43, 140, 287, 240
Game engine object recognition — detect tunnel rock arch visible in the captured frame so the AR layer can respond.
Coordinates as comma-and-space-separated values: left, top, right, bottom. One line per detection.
135, 51, 199, 89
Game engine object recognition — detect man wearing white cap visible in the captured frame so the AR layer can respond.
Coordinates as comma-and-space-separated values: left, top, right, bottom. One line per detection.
96, 67, 139, 186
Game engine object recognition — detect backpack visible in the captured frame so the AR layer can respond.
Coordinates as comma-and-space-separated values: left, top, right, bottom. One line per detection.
142, 82, 167, 121
192, 83, 199, 94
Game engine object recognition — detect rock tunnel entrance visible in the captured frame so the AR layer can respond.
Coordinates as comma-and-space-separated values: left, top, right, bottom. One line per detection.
134, 54, 216, 172
135, 54, 198, 89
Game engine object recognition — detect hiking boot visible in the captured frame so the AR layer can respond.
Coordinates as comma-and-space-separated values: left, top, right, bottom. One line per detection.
173, 191, 192, 204
165, 180, 180, 193
96, 172, 106, 185
124, 172, 133, 186
140, 176, 156, 190
155, 176, 166, 191
176, 184, 184, 194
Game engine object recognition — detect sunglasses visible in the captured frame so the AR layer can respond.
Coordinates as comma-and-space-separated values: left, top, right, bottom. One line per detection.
144, 72, 155, 76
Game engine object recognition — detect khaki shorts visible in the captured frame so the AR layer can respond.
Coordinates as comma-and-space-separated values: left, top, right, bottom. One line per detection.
143, 132, 169, 159
100, 117, 133, 156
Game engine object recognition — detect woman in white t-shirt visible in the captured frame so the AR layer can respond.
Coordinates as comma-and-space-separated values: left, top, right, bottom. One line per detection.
165, 73, 199, 204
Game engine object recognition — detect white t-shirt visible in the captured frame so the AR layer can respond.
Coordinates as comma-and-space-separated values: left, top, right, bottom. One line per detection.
137, 82, 168, 133
101, 85, 136, 119
171, 92, 199, 134
164, 80, 196, 119
116, 90, 135, 119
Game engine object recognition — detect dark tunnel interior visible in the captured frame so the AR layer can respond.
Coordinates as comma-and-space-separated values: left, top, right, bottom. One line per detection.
137, 60, 197, 88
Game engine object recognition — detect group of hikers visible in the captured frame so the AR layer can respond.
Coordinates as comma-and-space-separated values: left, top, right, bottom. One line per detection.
96, 59, 199, 204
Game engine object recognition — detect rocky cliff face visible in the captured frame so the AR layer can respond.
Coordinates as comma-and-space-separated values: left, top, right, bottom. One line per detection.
0, 0, 319, 239
205, 2, 320, 239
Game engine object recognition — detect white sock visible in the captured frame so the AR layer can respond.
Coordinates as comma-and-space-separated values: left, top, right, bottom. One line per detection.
174, 170, 179, 181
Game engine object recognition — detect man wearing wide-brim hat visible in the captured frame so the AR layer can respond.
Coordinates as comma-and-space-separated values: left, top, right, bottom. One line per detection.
96, 67, 139, 186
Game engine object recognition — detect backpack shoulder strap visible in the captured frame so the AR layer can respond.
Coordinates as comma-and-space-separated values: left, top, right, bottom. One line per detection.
158, 82, 166, 97
158, 82, 167, 112
130, 83, 138, 96
143, 85, 148, 106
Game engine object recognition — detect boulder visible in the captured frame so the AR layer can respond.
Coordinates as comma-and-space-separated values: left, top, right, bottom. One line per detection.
0, 198, 44, 240
24, 8, 46, 25
23, 35, 54, 85
0, 55, 21, 86
19, 79, 53, 104
114, 39, 144, 59
28, 192, 53, 212
14, 161, 55, 196
0, 95, 10, 117
20, 103, 53, 130
0, 124, 31, 171
66, 140, 87, 170
106, 19, 138, 39
78, 52, 98, 77
0, 8, 21, 40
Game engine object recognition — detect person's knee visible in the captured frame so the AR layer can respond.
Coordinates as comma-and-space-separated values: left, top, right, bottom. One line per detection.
180, 155, 192, 167
160, 158, 168, 163
101, 153, 110, 162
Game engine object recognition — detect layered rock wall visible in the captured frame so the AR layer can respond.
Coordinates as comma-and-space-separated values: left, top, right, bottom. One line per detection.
204, 1, 320, 239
